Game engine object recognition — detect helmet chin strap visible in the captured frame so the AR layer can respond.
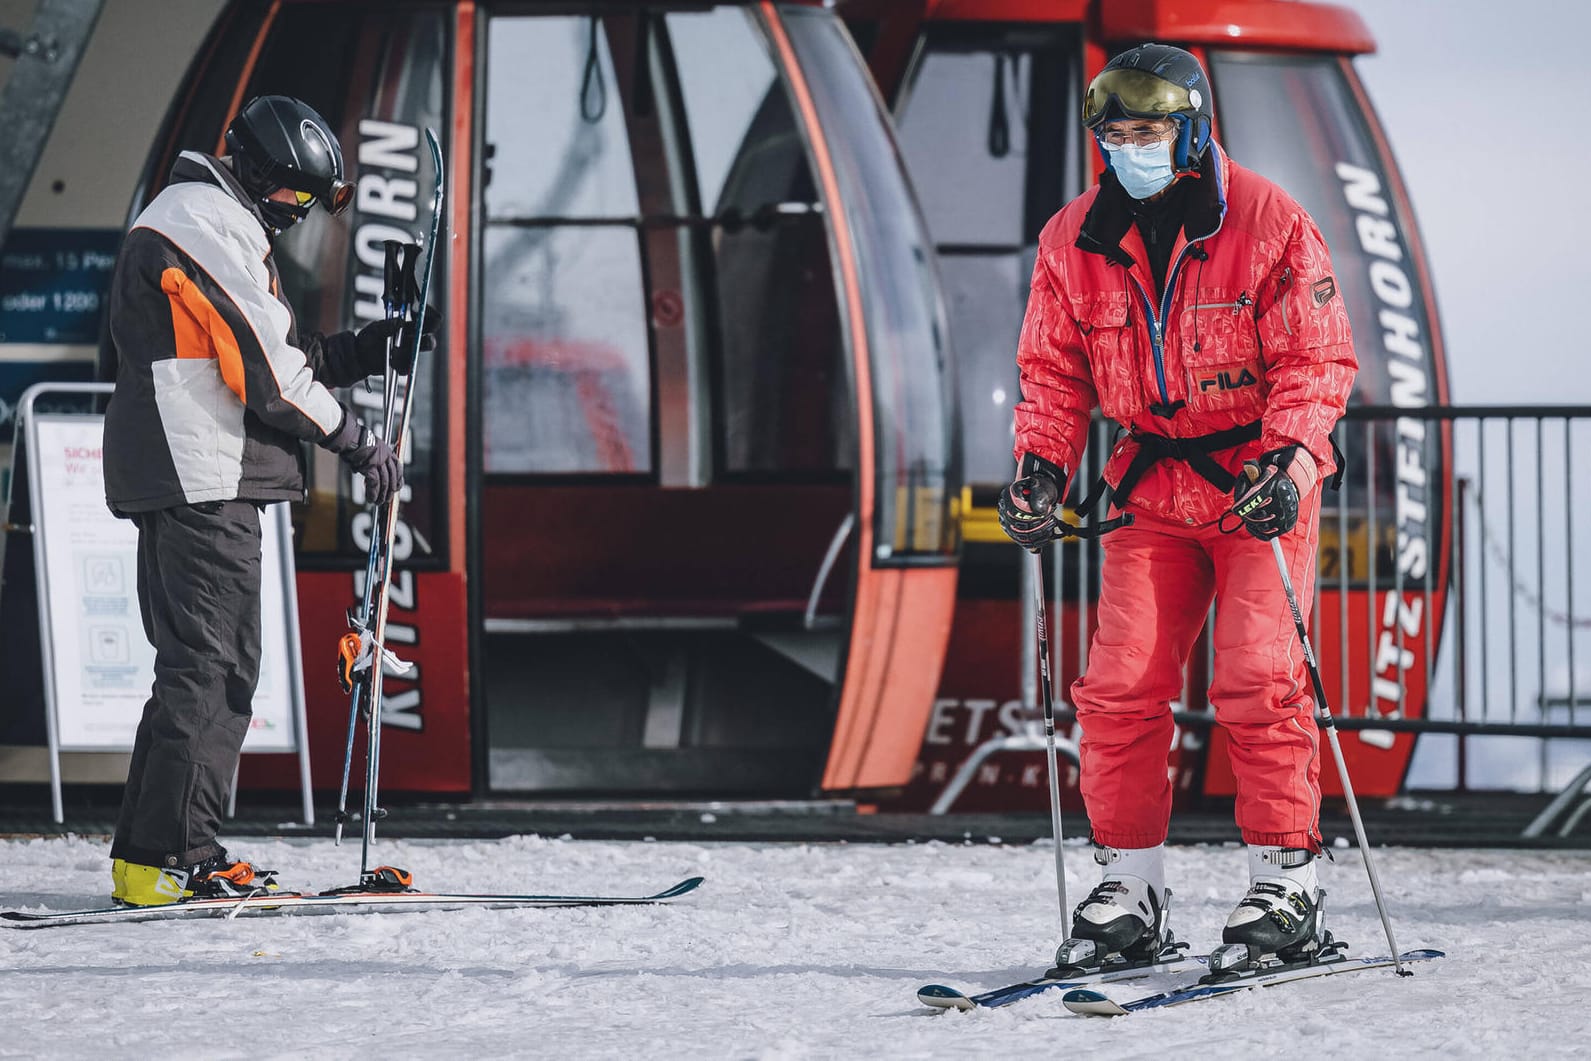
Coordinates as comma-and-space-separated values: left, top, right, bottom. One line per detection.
257, 197, 309, 234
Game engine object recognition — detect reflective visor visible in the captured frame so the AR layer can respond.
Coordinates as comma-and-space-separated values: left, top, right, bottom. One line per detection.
325, 178, 355, 216
1083, 67, 1194, 127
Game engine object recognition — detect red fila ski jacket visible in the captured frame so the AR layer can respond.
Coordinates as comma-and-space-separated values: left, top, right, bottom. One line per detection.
1014, 143, 1357, 526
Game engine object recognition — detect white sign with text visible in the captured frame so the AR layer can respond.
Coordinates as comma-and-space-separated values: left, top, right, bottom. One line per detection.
32, 414, 298, 752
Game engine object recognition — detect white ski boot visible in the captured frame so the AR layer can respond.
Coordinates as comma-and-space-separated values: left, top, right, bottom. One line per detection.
1208, 846, 1341, 976
1048, 844, 1184, 977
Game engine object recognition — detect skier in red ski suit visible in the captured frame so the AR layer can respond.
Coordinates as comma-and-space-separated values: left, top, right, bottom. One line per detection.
998, 44, 1356, 965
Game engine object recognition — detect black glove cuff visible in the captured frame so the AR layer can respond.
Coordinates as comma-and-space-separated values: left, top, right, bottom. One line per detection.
1255, 444, 1300, 474
1018, 451, 1068, 488
320, 330, 365, 387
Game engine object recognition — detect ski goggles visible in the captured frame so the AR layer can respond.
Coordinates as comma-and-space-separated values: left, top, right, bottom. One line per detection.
1083, 66, 1199, 128
290, 178, 356, 216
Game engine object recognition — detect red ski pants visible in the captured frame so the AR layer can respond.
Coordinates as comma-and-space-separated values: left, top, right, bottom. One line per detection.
1071, 489, 1323, 850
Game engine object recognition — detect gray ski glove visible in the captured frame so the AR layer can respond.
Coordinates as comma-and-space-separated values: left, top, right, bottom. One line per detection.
324, 410, 403, 506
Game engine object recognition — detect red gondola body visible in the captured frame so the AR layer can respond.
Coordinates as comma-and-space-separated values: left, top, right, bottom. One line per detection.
94, 0, 1448, 811
132, 0, 964, 800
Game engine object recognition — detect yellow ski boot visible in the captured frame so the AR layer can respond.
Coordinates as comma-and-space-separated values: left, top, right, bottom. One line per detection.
113, 853, 280, 907
114, 861, 195, 907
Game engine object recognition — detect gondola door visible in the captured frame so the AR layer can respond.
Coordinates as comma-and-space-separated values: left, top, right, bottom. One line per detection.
474, 4, 957, 798
761, 5, 961, 794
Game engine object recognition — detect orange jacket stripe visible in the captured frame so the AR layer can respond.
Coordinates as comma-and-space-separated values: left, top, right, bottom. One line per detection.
160, 267, 211, 360
160, 266, 248, 404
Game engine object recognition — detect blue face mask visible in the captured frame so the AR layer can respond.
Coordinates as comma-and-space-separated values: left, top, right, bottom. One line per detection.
1104, 141, 1177, 200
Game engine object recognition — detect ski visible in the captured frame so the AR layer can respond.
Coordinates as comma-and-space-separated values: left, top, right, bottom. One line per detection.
1062, 947, 1445, 1015
0, 875, 704, 929
918, 952, 1208, 1011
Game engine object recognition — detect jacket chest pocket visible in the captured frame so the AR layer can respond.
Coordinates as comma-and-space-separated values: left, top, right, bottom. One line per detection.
1070, 296, 1140, 420
1176, 292, 1265, 412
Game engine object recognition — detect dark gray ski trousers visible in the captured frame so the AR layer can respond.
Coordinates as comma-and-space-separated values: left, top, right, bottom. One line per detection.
110, 500, 262, 868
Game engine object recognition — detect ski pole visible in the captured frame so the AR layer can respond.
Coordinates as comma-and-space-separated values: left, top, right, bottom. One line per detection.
360, 226, 441, 875
1022, 477, 1070, 935
359, 240, 424, 874
351, 129, 445, 881
1268, 535, 1410, 975
1030, 546, 1070, 933
333, 239, 407, 846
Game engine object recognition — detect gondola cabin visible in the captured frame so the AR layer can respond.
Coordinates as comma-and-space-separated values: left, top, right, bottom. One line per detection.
133, 0, 959, 800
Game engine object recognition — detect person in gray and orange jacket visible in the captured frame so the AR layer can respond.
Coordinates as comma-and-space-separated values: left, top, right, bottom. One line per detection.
102, 95, 436, 907
997, 45, 1356, 967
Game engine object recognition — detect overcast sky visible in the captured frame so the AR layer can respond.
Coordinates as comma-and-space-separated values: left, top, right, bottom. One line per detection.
1338, 0, 1591, 404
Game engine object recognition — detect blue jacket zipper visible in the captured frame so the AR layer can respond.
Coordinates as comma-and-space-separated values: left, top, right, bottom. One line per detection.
1126, 243, 1199, 408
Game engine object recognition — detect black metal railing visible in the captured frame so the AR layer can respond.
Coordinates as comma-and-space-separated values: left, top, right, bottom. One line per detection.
1334, 406, 1590, 776
1042, 406, 1591, 795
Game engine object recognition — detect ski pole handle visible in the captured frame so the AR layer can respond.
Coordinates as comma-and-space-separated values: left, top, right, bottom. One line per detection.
382, 241, 402, 310
398, 242, 421, 311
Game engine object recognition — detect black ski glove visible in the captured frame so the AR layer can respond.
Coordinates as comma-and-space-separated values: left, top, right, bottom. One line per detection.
324, 410, 403, 507
997, 453, 1068, 550
1227, 445, 1304, 541
353, 308, 441, 377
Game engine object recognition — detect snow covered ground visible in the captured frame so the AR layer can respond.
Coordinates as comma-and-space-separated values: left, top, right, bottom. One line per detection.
1, 834, 1588, 1059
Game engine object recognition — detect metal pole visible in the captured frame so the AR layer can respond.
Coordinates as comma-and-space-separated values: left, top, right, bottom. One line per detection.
1077, 422, 1095, 677
1338, 459, 1349, 711
1567, 422, 1578, 726
1393, 445, 1405, 719
1424, 424, 1434, 724
275, 503, 315, 826
1478, 425, 1490, 728
1270, 537, 1408, 976
1030, 546, 1070, 935
1536, 418, 1547, 787
1021, 547, 1038, 712
22, 386, 64, 824
1507, 419, 1518, 723
1455, 476, 1469, 791
1365, 422, 1378, 721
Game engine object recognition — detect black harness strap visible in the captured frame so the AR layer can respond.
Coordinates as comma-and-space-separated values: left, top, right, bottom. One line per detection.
1077, 420, 1264, 517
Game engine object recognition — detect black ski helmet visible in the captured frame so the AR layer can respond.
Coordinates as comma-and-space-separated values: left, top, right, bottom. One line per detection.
1083, 44, 1214, 170
224, 95, 354, 231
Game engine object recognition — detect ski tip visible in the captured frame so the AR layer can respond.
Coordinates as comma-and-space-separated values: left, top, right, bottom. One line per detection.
1061, 988, 1129, 1017
916, 985, 975, 1010
662, 876, 706, 898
